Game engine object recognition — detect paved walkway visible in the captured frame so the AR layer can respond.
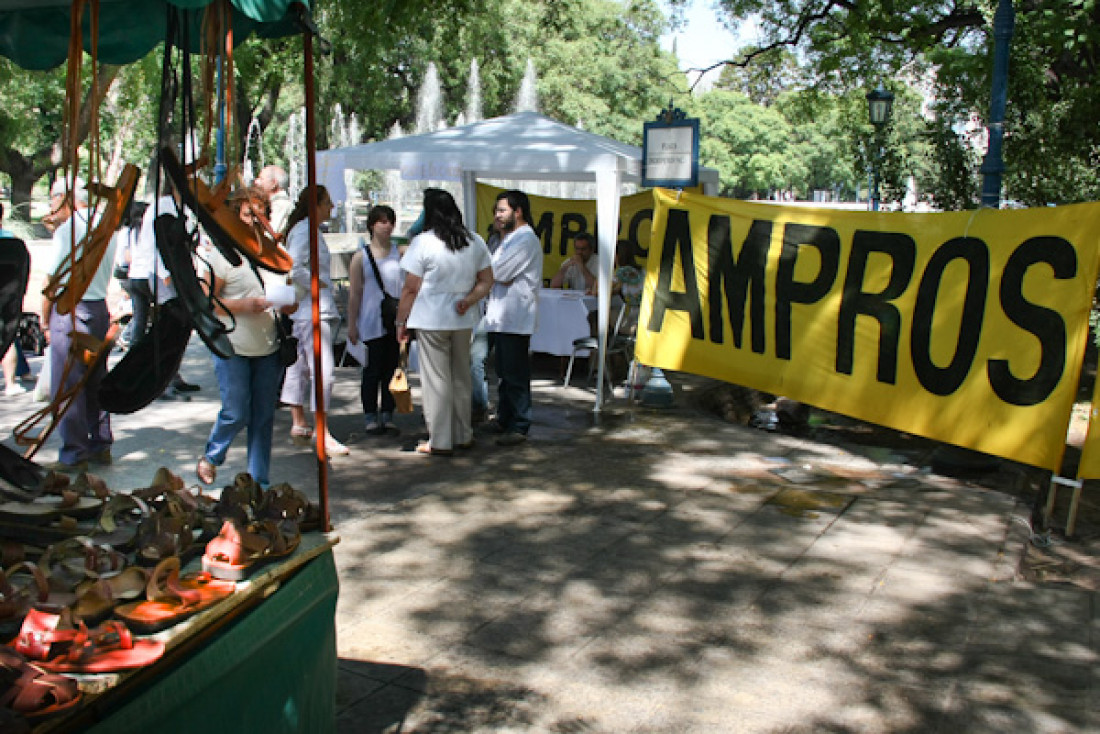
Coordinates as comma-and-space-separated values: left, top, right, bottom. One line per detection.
0, 338, 1096, 733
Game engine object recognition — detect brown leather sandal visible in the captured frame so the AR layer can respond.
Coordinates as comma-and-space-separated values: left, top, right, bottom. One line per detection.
114, 556, 235, 634
0, 647, 80, 720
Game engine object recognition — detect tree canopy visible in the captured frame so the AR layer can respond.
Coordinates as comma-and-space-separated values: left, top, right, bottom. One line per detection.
671, 0, 1100, 206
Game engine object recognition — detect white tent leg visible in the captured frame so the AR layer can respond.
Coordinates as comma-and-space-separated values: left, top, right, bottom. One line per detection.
594, 168, 621, 412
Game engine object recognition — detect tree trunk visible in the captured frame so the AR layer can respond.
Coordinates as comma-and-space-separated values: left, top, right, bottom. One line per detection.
0, 64, 121, 221
2, 152, 39, 223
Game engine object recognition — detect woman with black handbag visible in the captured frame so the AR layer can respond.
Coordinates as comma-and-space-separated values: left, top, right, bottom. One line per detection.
195, 188, 295, 487
347, 205, 404, 435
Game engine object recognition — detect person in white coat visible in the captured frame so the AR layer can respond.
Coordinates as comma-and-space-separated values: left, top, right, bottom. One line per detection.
481, 189, 542, 446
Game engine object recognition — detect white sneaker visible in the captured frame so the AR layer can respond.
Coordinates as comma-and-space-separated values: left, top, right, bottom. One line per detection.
5, 383, 26, 397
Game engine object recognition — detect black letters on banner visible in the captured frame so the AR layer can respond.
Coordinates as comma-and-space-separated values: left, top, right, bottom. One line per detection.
708, 215, 769, 352
622, 208, 653, 261
988, 236, 1076, 406
648, 208, 704, 338
910, 237, 989, 395
774, 224, 840, 360
559, 213, 588, 256
836, 231, 917, 383
533, 212, 554, 254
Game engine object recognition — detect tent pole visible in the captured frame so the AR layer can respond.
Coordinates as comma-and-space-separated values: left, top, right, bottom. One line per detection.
301, 9, 330, 532
594, 168, 621, 412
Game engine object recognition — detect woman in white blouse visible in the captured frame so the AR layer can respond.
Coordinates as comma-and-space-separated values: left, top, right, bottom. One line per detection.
396, 189, 493, 456
280, 185, 349, 456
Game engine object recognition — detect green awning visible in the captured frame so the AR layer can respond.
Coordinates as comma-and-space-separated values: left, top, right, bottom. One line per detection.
0, 0, 308, 71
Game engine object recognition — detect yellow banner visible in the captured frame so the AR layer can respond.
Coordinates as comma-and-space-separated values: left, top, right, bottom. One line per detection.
635, 189, 1100, 472
475, 184, 656, 277
1079, 385, 1100, 478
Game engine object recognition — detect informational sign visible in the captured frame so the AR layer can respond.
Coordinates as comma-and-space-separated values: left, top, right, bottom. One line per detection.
635, 189, 1100, 472
642, 115, 699, 189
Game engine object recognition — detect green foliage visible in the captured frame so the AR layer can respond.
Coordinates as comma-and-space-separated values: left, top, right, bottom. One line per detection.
673, 0, 1100, 208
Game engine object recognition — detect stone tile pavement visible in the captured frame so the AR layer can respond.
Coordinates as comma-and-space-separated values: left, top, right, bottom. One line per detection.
1, 338, 1096, 733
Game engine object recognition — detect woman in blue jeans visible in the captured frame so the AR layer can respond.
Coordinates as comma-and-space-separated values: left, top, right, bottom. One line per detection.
196, 189, 294, 487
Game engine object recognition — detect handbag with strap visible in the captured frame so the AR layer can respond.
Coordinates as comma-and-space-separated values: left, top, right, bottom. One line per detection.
389, 341, 414, 414
365, 244, 400, 333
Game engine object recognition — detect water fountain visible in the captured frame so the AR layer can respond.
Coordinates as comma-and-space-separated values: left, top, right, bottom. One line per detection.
284, 107, 306, 200
330, 103, 346, 149
466, 59, 483, 123
415, 62, 444, 134
241, 116, 264, 184
513, 58, 539, 113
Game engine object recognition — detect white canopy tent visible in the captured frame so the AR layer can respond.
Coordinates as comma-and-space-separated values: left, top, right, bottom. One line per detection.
317, 111, 719, 410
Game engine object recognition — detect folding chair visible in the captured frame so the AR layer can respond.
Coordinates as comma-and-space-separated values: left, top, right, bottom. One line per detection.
563, 302, 632, 395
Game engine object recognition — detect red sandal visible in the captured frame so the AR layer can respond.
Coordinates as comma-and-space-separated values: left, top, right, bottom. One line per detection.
10, 608, 164, 673
201, 517, 301, 581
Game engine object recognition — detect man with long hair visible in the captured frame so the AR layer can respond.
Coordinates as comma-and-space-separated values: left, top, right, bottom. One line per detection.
482, 190, 542, 446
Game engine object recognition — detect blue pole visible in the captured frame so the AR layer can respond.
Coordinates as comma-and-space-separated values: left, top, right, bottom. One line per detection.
979, 0, 1015, 208
214, 54, 227, 185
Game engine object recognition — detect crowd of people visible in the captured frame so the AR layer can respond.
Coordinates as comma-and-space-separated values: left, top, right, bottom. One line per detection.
10, 165, 593, 482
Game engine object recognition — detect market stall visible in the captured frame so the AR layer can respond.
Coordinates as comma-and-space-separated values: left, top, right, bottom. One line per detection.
0, 2, 340, 731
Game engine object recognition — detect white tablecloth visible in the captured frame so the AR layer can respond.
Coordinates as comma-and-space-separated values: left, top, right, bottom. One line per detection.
531, 289, 593, 356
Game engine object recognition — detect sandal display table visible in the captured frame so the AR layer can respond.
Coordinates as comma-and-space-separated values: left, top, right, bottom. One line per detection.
38, 533, 340, 734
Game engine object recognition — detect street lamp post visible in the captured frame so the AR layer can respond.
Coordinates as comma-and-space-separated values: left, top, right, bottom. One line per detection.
865, 83, 894, 212
980, 0, 1016, 208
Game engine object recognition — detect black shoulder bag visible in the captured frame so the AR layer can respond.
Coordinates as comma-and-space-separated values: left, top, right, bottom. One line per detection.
365, 244, 400, 333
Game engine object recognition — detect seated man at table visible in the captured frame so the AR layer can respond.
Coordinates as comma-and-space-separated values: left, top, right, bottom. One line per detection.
548, 232, 597, 294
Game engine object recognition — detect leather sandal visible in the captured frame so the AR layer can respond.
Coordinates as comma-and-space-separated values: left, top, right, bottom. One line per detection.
160, 147, 292, 273
99, 297, 193, 414
89, 493, 152, 553
214, 473, 263, 525
0, 647, 81, 720
0, 562, 49, 638
154, 215, 235, 360
113, 556, 235, 634
289, 425, 313, 446
415, 441, 453, 457
196, 457, 216, 486
70, 566, 150, 626
259, 484, 321, 532
37, 537, 126, 609
11, 608, 164, 673
201, 517, 301, 581
43, 165, 139, 316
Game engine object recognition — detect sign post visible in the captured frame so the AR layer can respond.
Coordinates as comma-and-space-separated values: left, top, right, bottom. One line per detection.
642, 103, 700, 190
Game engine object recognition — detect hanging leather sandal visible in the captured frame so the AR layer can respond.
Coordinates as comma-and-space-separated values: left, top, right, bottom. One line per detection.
159, 146, 292, 273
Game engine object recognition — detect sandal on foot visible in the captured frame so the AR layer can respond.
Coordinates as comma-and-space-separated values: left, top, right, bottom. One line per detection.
113, 556, 235, 634
289, 425, 313, 446
415, 441, 453, 457
11, 608, 164, 673
0, 647, 80, 720
196, 457, 216, 486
